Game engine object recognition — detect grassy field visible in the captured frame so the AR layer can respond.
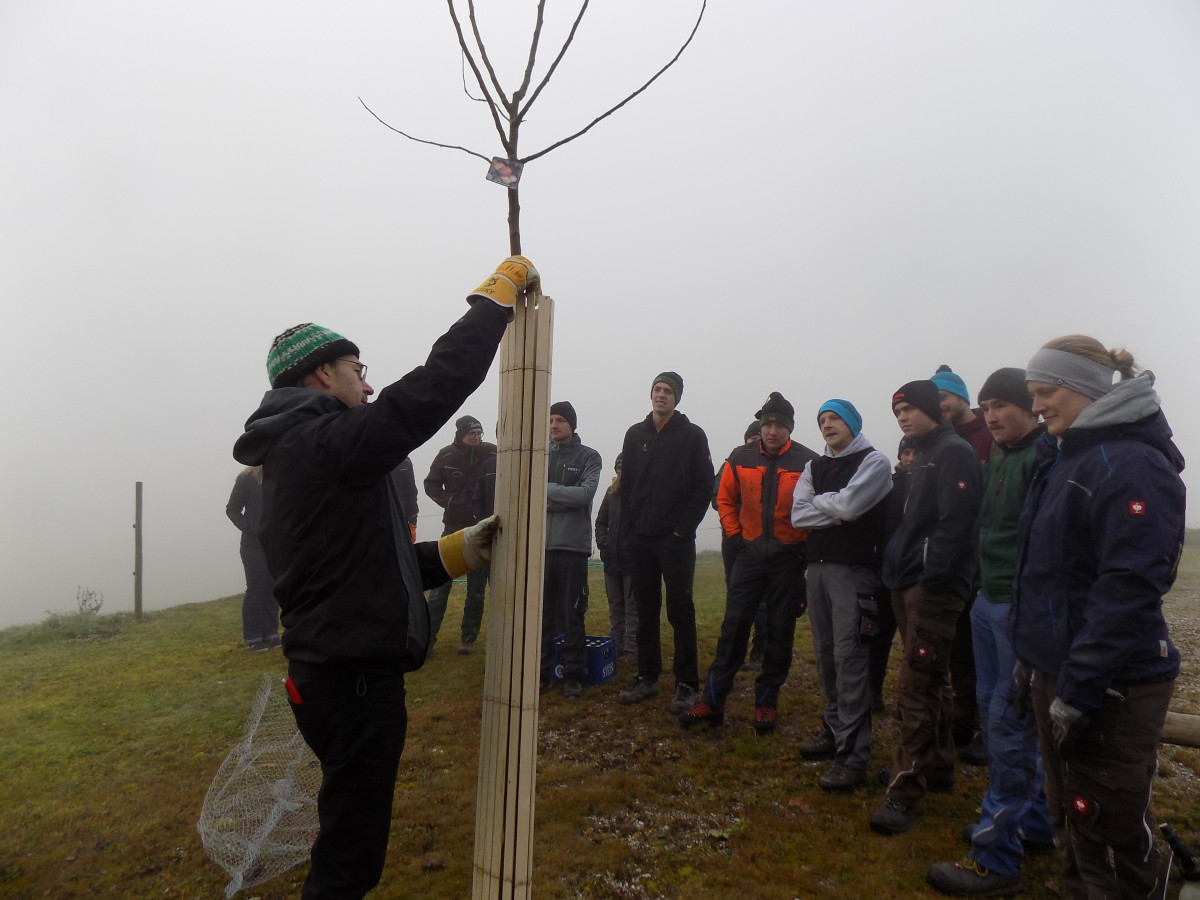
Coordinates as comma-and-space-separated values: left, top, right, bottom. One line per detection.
3, 551, 1199, 899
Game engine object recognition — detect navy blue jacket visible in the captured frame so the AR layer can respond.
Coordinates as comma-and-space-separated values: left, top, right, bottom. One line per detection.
1011, 383, 1184, 714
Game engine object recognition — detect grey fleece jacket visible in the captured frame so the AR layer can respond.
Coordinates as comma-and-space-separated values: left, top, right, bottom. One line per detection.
546, 433, 602, 554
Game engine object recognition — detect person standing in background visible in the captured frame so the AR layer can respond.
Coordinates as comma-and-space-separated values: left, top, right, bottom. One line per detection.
616, 371, 713, 716
226, 465, 280, 651
424, 416, 497, 655
389, 458, 419, 542
595, 453, 637, 664
540, 401, 602, 699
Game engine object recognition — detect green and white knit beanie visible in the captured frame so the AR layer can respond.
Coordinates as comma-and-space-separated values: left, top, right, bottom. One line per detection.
266, 323, 360, 388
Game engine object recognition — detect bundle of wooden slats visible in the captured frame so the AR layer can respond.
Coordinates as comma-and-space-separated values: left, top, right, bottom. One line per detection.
473, 291, 554, 899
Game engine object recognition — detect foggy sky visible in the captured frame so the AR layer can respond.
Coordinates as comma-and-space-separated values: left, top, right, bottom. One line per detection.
2, 1, 1198, 629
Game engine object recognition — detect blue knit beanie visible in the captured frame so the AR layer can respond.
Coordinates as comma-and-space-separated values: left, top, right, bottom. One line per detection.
931, 365, 970, 402
817, 399, 863, 438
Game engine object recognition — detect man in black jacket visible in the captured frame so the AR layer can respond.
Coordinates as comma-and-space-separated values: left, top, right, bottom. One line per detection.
870, 380, 982, 837
232, 256, 534, 900
616, 371, 713, 716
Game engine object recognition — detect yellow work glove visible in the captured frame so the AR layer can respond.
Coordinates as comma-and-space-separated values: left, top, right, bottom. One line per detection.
467, 256, 540, 320
438, 514, 500, 579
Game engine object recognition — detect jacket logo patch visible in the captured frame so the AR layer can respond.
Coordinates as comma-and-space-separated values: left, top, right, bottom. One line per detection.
1129, 500, 1146, 516
1072, 795, 1091, 815
956, 481, 967, 490
917, 646, 929, 658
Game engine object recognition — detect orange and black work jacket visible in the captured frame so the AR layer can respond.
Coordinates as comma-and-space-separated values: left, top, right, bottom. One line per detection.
718, 439, 820, 558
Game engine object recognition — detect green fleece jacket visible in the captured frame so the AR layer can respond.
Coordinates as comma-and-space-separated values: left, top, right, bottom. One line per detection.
977, 425, 1044, 604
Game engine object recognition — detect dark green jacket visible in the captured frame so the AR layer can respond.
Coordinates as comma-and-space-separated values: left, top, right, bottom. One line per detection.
977, 426, 1043, 604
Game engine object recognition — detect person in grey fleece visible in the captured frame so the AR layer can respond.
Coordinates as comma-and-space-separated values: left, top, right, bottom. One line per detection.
540, 401, 603, 698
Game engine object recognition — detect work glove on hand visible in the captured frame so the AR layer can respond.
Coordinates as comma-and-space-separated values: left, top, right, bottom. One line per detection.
1009, 660, 1033, 720
1048, 697, 1087, 751
438, 514, 500, 578
467, 256, 540, 320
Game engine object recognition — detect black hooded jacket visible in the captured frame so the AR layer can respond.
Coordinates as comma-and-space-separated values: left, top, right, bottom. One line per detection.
232, 302, 508, 667
619, 410, 713, 540
881, 420, 983, 598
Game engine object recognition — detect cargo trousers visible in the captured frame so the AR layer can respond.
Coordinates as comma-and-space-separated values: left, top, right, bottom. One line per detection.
884, 584, 963, 806
1032, 671, 1174, 899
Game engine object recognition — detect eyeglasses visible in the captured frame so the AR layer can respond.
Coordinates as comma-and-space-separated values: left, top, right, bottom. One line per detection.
335, 358, 368, 383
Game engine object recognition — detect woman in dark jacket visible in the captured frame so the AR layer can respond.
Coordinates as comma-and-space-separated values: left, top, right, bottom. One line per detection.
1013, 335, 1184, 899
595, 454, 637, 662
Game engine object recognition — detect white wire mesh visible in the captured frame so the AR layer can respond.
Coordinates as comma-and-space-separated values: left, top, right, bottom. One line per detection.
198, 673, 321, 898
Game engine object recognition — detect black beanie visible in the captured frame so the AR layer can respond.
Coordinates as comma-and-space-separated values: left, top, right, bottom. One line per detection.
978, 367, 1034, 412
652, 371, 684, 402
891, 380, 943, 424
549, 400, 577, 433
756, 392, 795, 431
743, 420, 762, 442
455, 415, 483, 439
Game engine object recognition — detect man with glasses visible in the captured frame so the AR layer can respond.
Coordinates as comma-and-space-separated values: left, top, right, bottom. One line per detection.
233, 256, 535, 899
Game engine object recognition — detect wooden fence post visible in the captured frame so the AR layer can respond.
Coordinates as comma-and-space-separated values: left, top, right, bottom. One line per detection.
134, 481, 143, 620
472, 291, 553, 899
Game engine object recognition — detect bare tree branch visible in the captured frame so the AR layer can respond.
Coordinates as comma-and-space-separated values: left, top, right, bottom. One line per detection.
518, 0, 706, 164
512, 0, 549, 104
460, 51, 490, 105
446, 0, 511, 151
464, 0, 513, 114
517, 0, 589, 120
358, 98, 492, 163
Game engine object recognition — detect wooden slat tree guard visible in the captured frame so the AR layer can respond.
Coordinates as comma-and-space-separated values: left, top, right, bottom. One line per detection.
474, 289, 554, 899
362, 7, 707, 896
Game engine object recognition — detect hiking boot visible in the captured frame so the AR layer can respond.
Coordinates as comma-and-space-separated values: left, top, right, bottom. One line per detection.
819, 763, 866, 793
798, 731, 836, 760
458, 641, 475, 656
618, 677, 660, 705
668, 683, 700, 715
246, 640, 271, 652
958, 731, 988, 766
540, 677, 556, 695
563, 680, 583, 700
753, 705, 778, 735
926, 856, 1021, 896
679, 699, 725, 729
871, 690, 886, 714
962, 822, 977, 844
869, 797, 918, 835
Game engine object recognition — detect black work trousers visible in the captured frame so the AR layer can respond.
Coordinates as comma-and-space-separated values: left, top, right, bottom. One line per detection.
287, 661, 408, 900
886, 585, 963, 805
1032, 671, 1174, 900
630, 532, 699, 689
540, 550, 590, 682
701, 549, 804, 709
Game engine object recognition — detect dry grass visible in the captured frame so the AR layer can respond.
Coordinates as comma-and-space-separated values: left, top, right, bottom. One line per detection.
2, 551, 1198, 899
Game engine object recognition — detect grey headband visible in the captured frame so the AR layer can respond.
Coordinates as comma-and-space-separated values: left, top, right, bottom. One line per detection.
1025, 348, 1115, 400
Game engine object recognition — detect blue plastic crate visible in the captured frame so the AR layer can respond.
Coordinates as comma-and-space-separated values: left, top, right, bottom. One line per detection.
551, 634, 616, 685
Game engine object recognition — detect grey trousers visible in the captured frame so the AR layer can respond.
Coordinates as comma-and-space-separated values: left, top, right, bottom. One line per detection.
604, 568, 638, 656
807, 562, 876, 772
